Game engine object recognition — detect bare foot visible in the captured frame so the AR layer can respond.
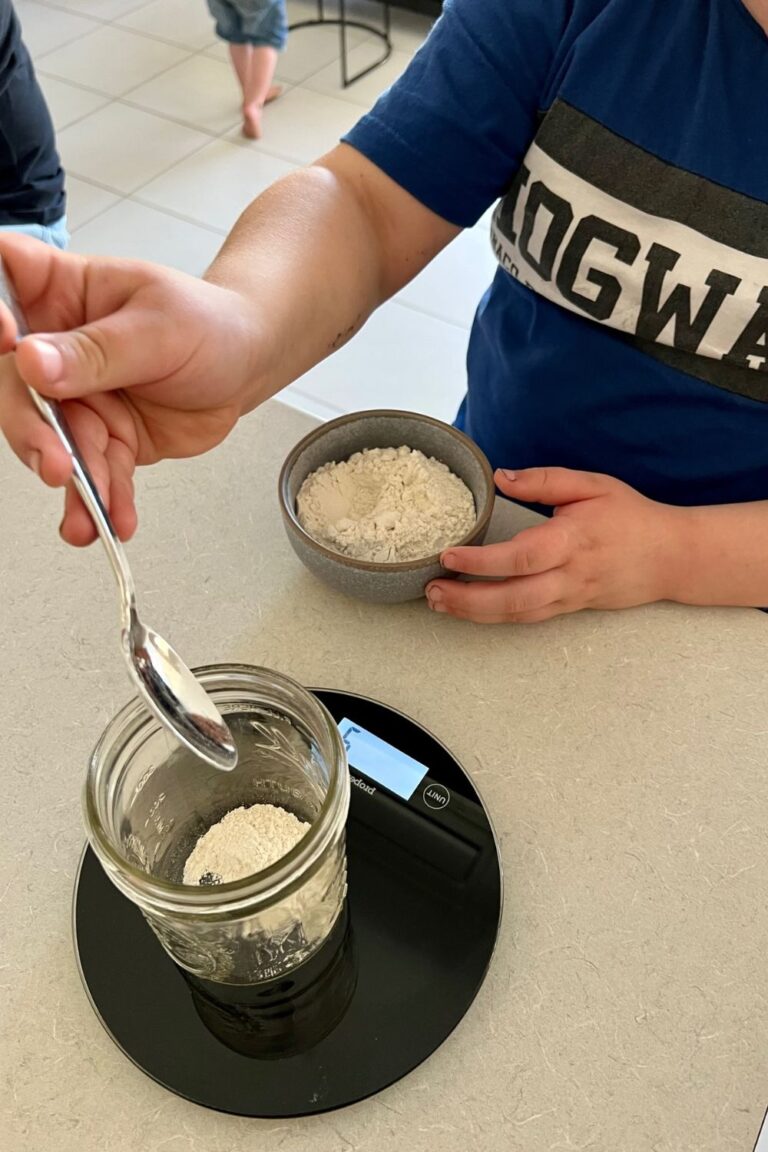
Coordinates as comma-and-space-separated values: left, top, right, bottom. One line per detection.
242, 103, 262, 139
242, 86, 282, 138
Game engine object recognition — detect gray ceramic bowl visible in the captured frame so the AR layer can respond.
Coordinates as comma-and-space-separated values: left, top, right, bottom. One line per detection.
278, 410, 495, 603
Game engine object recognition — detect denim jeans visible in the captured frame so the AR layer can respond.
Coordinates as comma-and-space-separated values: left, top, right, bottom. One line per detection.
207, 0, 287, 49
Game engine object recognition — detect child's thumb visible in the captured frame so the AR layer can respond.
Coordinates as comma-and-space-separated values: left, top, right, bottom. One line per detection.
16, 323, 127, 399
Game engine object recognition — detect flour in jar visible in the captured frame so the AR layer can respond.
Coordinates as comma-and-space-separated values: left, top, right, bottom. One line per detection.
296, 446, 476, 563
183, 803, 310, 885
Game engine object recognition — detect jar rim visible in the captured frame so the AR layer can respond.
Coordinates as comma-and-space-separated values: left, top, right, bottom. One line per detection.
83, 663, 349, 916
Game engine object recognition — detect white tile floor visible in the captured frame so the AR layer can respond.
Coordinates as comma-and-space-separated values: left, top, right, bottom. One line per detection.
18, 0, 498, 423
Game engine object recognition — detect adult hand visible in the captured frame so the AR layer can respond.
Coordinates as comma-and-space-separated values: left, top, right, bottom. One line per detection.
426, 467, 686, 623
0, 234, 260, 546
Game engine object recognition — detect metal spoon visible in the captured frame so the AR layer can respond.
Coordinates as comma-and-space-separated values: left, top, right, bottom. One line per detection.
0, 263, 237, 772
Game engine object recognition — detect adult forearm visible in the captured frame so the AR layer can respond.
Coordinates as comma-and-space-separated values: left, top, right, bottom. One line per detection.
671, 501, 768, 606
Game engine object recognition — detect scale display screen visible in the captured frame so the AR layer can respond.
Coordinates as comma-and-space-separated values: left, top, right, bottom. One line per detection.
338, 718, 428, 801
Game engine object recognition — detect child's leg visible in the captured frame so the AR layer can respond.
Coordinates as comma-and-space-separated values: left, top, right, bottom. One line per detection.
237, 0, 286, 137
228, 42, 252, 94
241, 45, 279, 139
229, 42, 281, 108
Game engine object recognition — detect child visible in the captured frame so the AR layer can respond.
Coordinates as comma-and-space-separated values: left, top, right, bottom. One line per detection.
207, 0, 287, 139
3, 0, 768, 621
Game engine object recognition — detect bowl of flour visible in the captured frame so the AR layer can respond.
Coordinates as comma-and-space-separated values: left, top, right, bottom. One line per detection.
279, 410, 494, 602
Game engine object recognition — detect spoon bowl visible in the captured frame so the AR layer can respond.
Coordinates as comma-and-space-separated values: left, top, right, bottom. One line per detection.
126, 615, 238, 770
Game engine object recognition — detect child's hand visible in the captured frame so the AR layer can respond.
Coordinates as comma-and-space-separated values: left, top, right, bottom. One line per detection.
0, 234, 260, 546
426, 468, 686, 623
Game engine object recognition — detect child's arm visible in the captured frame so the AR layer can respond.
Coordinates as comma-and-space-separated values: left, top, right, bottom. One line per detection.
0, 145, 459, 544
425, 468, 768, 622
667, 500, 768, 607
205, 143, 461, 410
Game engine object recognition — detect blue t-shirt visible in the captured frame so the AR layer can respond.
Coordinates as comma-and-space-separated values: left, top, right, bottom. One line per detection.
344, 0, 768, 508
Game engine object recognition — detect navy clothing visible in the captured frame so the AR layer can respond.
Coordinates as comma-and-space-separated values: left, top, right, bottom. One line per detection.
345, 0, 768, 508
0, 1, 65, 227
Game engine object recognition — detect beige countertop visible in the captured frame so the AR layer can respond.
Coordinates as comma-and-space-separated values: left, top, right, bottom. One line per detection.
2, 400, 768, 1152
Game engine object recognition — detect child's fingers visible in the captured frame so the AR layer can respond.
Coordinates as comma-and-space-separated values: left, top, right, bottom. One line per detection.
104, 436, 138, 542
429, 604, 563, 625
441, 521, 571, 578
55, 402, 111, 547
60, 480, 99, 547
1, 362, 140, 545
426, 570, 565, 621
0, 299, 19, 353
57, 406, 139, 546
496, 466, 609, 506
0, 369, 73, 485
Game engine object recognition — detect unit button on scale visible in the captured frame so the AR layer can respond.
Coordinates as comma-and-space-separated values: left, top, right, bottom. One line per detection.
423, 782, 451, 809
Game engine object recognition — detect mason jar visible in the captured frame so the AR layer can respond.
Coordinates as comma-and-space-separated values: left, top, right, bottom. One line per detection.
84, 664, 350, 985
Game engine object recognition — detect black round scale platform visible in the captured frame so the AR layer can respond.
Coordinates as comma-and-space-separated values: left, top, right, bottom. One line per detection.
74, 690, 503, 1117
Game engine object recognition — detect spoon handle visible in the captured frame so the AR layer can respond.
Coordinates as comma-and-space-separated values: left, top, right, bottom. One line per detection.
0, 263, 137, 614
28, 389, 137, 610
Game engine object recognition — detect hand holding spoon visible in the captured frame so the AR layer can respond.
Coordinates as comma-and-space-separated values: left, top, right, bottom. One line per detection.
0, 262, 237, 772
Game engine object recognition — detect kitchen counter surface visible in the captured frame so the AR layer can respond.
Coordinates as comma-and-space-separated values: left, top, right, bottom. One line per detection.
3, 400, 767, 1152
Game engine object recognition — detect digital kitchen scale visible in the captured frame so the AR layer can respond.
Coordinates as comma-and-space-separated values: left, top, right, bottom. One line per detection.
74, 690, 503, 1117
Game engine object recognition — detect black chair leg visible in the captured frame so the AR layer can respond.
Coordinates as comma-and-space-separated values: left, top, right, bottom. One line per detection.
289, 1, 392, 89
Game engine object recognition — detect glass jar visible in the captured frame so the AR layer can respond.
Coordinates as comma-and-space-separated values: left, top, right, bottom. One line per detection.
84, 664, 349, 985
